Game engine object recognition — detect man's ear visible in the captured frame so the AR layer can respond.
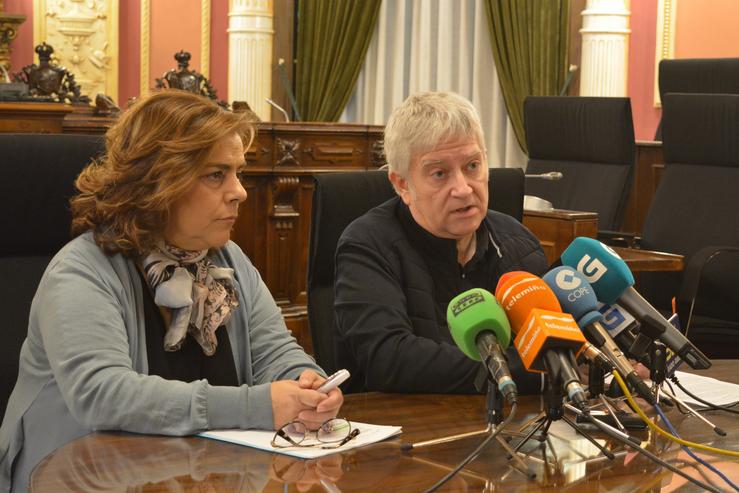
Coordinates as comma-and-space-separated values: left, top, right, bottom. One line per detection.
388, 170, 411, 205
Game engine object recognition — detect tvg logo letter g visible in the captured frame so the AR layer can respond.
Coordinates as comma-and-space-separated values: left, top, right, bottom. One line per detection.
576, 255, 607, 283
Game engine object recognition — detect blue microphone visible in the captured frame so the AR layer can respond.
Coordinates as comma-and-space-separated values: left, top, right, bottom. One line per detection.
561, 238, 711, 370
543, 267, 655, 403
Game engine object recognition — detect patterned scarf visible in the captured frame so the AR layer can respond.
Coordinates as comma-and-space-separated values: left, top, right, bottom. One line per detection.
142, 242, 239, 355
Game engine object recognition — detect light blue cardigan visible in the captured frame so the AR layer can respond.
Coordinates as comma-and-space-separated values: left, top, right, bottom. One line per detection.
0, 232, 323, 493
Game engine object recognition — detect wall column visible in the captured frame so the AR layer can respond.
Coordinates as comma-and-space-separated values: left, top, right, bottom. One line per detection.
228, 0, 273, 119
579, 0, 630, 96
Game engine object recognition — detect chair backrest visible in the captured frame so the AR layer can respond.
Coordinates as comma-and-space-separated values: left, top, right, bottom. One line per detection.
655, 58, 739, 139
640, 93, 739, 319
306, 168, 525, 374
0, 133, 105, 417
524, 96, 636, 232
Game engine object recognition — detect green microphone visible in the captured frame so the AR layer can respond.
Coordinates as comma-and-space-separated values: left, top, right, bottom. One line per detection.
447, 288, 517, 404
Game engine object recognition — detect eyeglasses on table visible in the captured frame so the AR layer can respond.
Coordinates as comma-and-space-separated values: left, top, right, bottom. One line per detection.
271, 417, 360, 449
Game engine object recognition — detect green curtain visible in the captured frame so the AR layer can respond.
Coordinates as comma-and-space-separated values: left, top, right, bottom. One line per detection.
295, 0, 382, 122
484, 0, 569, 153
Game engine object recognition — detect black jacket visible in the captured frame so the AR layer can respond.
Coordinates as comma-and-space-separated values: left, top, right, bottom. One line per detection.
334, 197, 548, 394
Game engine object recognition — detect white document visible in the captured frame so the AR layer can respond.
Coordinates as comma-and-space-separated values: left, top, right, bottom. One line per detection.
668, 370, 739, 408
199, 421, 402, 459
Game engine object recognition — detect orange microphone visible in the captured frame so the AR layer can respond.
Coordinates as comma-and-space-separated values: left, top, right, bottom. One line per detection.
495, 271, 561, 334
495, 272, 589, 409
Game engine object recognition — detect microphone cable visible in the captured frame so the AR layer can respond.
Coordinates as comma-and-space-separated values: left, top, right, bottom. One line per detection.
612, 371, 739, 457
653, 401, 739, 491
670, 375, 739, 415
422, 401, 517, 493
664, 380, 693, 415
581, 395, 722, 492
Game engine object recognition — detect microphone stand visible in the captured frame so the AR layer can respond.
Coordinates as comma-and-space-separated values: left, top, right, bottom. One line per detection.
401, 377, 535, 479
648, 342, 725, 436
508, 377, 617, 467
580, 359, 640, 434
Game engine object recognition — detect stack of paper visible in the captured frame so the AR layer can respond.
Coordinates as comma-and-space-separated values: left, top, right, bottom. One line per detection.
199, 421, 402, 459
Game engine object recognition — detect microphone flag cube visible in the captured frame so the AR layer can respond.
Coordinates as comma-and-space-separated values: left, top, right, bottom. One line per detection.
514, 309, 586, 373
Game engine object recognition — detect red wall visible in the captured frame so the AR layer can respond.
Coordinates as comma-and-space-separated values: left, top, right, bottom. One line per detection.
675, 0, 739, 58
118, 1, 140, 106
149, 0, 202, 91
210, 0, 229, 101
6, 0, 33, 73
5, 1, 228, 106
627, 0, 661, 141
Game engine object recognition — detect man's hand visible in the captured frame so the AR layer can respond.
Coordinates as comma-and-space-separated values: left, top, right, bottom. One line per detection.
270, 370, 344, 430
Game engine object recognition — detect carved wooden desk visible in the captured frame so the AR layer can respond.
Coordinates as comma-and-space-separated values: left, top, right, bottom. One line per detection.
29, 361, 739, 492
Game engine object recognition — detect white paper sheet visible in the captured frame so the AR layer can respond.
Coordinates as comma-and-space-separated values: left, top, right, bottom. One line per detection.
199, 421, 402, 459
667, 370, 739, 408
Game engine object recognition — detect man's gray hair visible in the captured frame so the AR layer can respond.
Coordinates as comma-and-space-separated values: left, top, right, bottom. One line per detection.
383, 91, 485, 177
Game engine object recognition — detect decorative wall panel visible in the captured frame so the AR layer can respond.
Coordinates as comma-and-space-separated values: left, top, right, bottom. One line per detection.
33, 0, 118, 102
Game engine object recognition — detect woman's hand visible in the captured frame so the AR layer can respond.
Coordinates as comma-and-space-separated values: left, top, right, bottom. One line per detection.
270, 370, 344, 430
296, 370, 344, 426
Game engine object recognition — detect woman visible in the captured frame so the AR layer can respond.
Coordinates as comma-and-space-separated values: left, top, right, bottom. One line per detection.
0, 90, 342, 493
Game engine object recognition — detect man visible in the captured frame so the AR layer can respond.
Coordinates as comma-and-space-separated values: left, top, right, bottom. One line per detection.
333, 91, 548, 393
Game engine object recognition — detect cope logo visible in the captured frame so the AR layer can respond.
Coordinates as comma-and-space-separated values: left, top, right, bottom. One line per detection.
554, 269, 581, 290
576, 254, 607, 283
556, 269, 591, 302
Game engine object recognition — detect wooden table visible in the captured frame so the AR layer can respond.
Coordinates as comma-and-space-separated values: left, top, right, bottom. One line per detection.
614, 246, 685, 272
29, 362, 738, 492
522, 209, 684, 273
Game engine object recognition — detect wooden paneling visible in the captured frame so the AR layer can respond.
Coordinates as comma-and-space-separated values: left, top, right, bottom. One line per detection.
0, 102, 71, 133
271, 0, 295, 122
621, 140, 666, 234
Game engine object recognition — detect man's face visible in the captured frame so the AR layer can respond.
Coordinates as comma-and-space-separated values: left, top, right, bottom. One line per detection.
390, 136, 488, 240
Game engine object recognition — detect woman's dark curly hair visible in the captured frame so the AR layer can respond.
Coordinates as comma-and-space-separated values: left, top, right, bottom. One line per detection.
70, 90, 255, 257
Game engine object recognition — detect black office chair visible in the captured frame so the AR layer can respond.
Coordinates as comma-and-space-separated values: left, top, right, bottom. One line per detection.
0, 133, 105, 417
306, 168, 525, 376
654, 57, 739, 140
638, 93, 739, 358
523, 96, 636, 234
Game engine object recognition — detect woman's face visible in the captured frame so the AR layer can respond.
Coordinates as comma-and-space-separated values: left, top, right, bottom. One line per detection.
164, 132, 247, 251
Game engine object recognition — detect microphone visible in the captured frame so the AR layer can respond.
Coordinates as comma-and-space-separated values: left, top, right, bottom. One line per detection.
578, 341, 615, 371
265, 98, 290, 122
597, 303, 649, 363
543, 266, 656, 403
447, 288, 518, 404
560, 237, 712, 370
525, 171, 564, 181
494, 273, 589, 409
498, 272, 610, 370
